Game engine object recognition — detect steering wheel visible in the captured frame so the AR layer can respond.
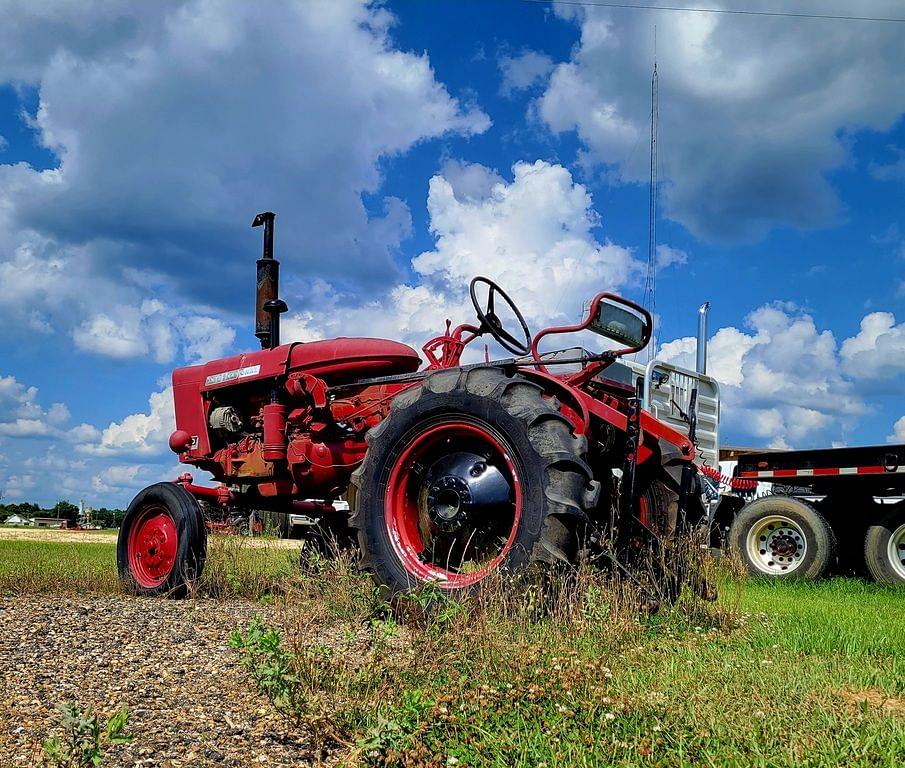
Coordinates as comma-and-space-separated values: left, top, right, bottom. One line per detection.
469, 276, 532, 356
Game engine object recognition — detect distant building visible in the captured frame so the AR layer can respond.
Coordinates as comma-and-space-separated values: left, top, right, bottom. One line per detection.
32, 517, 68, 528
3, 514, 32, 526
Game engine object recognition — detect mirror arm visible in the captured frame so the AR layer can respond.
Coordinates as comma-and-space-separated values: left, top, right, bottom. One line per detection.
561, 354, 617, 388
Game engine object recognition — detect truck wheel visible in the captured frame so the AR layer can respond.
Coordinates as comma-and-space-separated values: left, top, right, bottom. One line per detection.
864, 502, 905, 586
117, 482, 207, 597
728, 496, 836, 579
349, 367, 597, 594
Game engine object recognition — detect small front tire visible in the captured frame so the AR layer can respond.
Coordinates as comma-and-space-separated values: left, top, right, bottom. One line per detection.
117, 482, 207, 597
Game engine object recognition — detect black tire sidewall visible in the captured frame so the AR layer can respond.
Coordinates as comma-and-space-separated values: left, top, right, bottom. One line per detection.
117, 482, 207, 597
864, 502, 905, 585
356, 391, 554, 593
729, 496, 835, 580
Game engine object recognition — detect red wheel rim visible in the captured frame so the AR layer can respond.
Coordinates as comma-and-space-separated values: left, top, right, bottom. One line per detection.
638, 496, 650, 529
128, 504, 178, 588
385, 421, 522, 589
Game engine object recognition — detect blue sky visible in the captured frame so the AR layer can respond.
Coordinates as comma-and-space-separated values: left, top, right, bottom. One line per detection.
0, 1, 903, 507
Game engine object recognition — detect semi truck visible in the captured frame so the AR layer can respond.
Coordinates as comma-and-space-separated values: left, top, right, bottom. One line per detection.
717, 444, 905, 584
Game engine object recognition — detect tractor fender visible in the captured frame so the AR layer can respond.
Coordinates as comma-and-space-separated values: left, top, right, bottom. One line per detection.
509, 366, 591, 436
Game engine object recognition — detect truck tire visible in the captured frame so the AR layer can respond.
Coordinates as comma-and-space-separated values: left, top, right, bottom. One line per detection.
864, 502, 905, 586
349, 367, 598, 594
728, 495, 836, 580
117, 482, 207, 597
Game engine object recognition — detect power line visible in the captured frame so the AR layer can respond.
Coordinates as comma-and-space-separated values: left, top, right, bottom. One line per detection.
511, 0, 905, 24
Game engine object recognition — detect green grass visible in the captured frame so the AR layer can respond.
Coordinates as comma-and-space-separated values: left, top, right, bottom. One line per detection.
254, 570, 905, 767
0, 535, 301, 598
740, 577, 905, 658
2, 537, 902, 766
0, 539, 119, 593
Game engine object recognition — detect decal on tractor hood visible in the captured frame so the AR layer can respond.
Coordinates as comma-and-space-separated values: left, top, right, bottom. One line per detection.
205, 364, 261, 387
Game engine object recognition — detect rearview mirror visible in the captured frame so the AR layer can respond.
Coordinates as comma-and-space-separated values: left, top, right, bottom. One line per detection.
589, 300, 648, 349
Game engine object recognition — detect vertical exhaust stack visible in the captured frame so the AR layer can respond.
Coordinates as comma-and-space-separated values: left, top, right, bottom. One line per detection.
252, 211, 289, 462
696, 302, 709, 375
252, 211, 287, 349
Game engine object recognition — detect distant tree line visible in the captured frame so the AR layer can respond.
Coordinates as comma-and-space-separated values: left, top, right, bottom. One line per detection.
0, 497, 126, 528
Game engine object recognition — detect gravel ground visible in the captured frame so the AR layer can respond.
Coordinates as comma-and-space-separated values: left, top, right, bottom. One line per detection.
0, 595, 321, 767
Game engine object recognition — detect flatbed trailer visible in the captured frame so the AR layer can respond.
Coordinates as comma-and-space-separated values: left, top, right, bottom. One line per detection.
718, 444, 905, 584
608, 303, 902, 586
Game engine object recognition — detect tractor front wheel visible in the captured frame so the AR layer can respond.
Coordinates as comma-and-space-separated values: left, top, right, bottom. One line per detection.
117, 482, 207, 597
350, 367, 598, 594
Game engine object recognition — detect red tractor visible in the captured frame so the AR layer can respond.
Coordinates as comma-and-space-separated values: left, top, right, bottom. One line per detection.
117, 213, 703, 597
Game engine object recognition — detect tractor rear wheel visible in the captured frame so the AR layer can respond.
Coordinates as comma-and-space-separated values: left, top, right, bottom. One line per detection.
349, 367, 598, 594
117, 482, 207, 597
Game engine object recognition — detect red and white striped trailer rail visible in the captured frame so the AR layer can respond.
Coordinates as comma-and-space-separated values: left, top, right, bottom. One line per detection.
721, 444, 905, 585
736, 444, 905, 486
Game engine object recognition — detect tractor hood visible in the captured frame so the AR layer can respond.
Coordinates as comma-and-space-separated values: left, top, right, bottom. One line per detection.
170, 338, 421, 458
181, 337, 421, 393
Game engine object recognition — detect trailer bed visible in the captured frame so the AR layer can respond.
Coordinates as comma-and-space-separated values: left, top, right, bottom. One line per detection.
736, 444, 905, 494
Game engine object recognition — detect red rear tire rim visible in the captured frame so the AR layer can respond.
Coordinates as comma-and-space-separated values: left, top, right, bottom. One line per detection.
638, 496, 650, 528
385, 421, 522, 589
128, 504, 178, 588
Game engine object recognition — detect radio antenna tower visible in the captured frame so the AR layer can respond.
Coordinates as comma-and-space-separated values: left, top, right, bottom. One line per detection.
642, 29, 659, 361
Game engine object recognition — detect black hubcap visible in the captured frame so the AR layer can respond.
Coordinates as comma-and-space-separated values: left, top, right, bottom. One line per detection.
424, 451, 511, 534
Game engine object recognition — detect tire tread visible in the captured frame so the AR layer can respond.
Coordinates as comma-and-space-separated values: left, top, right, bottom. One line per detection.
349, 366, 595, 589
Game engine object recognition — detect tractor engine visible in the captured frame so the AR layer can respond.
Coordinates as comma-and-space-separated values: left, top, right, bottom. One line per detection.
167, 212, 421, 507
169, 342, 420, 504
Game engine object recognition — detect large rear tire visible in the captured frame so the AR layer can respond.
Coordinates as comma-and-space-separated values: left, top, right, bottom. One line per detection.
349, 367, 598, 594
728, 495, 836, 580
117, 482, 207, 597
864, 502, 905, 586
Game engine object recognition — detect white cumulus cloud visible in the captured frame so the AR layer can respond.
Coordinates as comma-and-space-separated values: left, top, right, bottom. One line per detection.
73, 300, 235, 364
889, 416, 905, 444
0, 0, 488, 348
658, 304, 867, 447
537, 2, 905, 241
283, 159, 641, 350
80, 387, 175, 457
499, 50, 554, 96
840, 311, 905, 381
0, 373, 72, 439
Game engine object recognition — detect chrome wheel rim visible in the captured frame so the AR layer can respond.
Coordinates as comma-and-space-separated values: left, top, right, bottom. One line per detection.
746, 515, 807, 575
887, 522, 905, 580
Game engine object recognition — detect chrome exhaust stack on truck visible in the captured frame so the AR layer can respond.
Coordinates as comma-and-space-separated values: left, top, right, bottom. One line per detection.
696, 302, 709, 375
